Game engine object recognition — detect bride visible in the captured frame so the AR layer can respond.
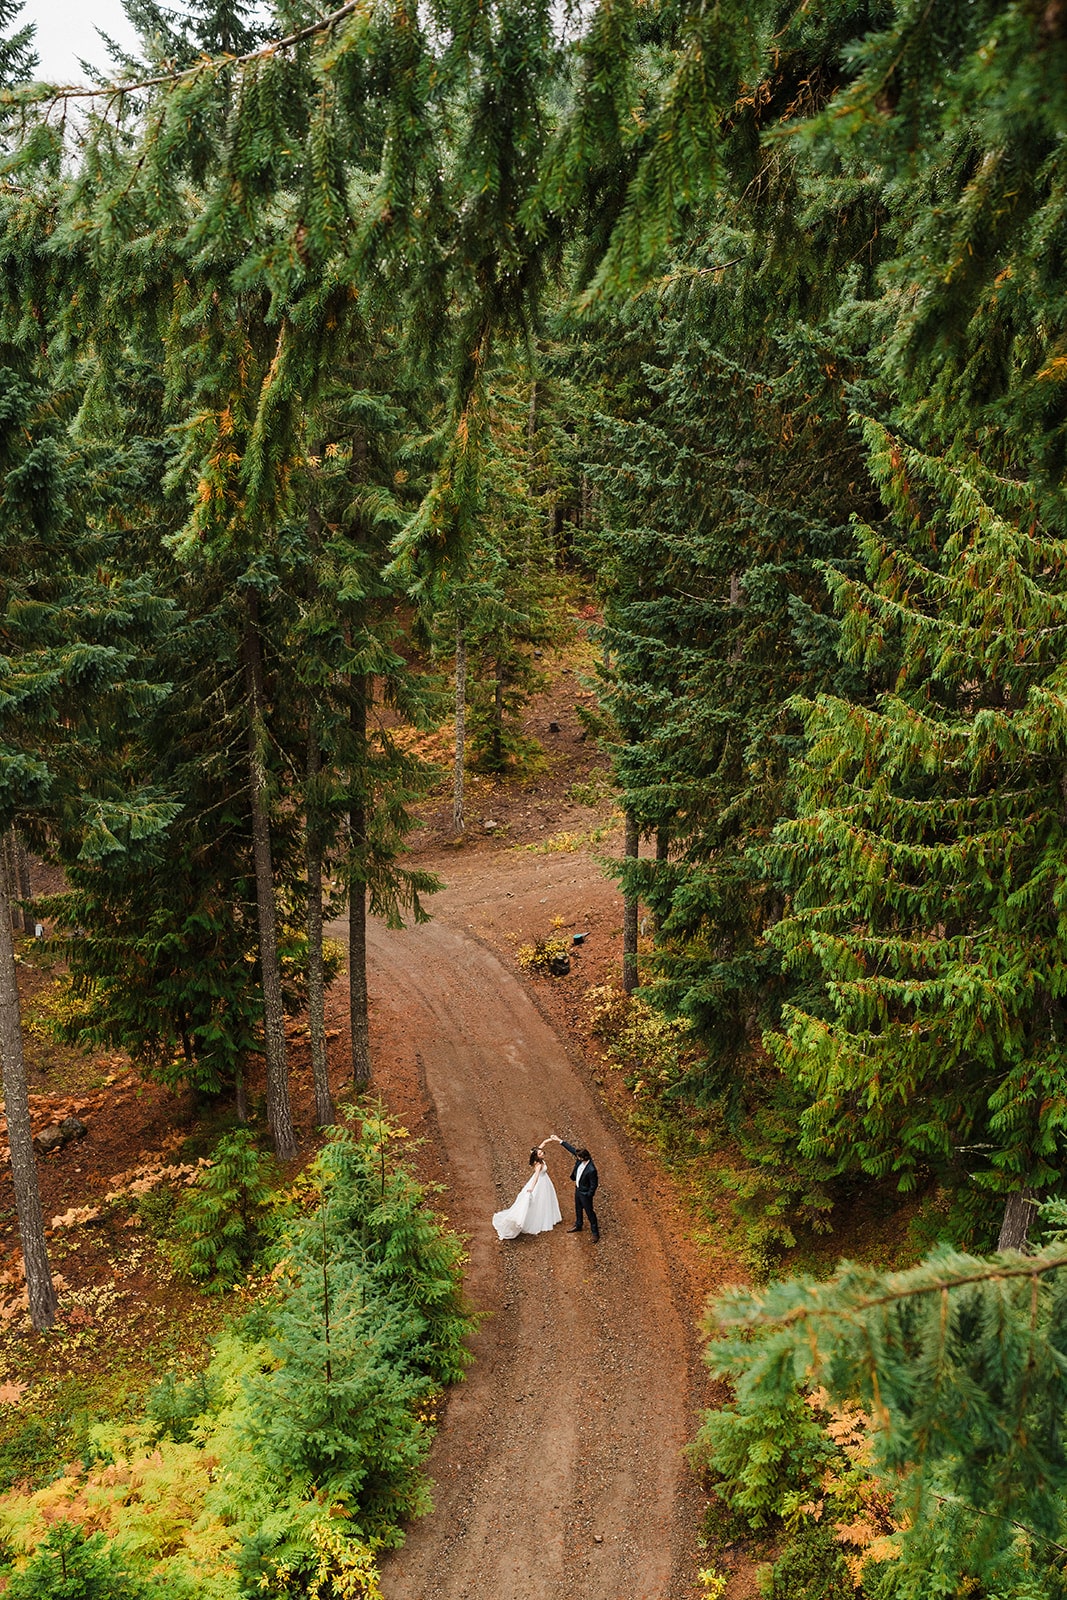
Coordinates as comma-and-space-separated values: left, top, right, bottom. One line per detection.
492, 1146, 562, 1240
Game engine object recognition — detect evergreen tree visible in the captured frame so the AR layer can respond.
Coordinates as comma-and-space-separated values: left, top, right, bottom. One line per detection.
582, 293, 874, 1077
290, 395, 440, 1092
0, 0, 34, 92
697, 1226, 1067, 1600
207, 1119, 472, 1590
768, 428, 1067, 1245
0, 265, 175, 1329
423, 363, 560, 835
4, 1520, 169, 1600
171, 1127, 276, 1290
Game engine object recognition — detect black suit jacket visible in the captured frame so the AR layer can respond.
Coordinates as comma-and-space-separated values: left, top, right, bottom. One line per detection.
562, 1140, 598, 1196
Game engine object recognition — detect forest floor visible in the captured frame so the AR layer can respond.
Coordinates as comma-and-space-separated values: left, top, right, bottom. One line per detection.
0, 624, 762, 1600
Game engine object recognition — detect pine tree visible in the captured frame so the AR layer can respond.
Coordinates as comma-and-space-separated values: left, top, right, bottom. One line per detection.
767, 428, 1067, 1245
423, 364, 560, 832
578, 278, 875, 1084
0, 0, 34, 92
697, 1226, 1067, 1600
171, 1127, 276, 1291
0, 288, 176, 1330
4, 1520, 163, 1600
291, 402, 440, 1094
207, 1119, 472, 1589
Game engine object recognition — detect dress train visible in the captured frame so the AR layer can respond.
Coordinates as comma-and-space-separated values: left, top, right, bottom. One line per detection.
492, 1161, 562, 1239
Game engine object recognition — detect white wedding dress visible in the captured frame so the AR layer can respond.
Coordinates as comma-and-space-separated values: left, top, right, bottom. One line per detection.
493, 1161, 562, 1240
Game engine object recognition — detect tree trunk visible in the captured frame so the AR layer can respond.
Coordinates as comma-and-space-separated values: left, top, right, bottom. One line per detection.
242, 599, 296, 1160
13, 834, 32, 935
306, 727, 334, 1128
235, 1067, 249, 1124
656, 826, 669, 863
526, 379, 540, 565
0, 867, 56, 1330
304, 454, 333, 1126
622, 810, 639, 994
2, 832, 17, 932
492, 658, 504, 770
997, 1187, 1039, 1253
453, 614, 467, 833
349, 674, 371, 1089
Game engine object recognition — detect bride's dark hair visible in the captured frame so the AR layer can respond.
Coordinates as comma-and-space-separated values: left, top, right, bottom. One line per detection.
529, 1148, 542, 1165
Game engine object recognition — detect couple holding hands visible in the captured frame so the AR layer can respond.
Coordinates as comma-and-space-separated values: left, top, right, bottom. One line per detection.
492, 1134, 600, 1243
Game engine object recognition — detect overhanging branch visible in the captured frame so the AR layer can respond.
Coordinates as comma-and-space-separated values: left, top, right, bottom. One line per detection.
1, 0, 368, 105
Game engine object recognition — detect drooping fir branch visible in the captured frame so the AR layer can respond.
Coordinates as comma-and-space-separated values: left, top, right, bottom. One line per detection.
713, 1246, 1067, 1338
698, 1233, 1067, 1594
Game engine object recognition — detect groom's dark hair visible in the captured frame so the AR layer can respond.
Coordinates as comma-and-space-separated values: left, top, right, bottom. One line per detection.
576, 1148, 591, 1161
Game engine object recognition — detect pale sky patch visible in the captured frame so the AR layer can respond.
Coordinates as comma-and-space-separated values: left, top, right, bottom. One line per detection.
20, 0, 141, 84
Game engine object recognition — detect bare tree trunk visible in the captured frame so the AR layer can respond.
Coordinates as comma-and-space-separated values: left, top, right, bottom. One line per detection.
235, 1067, 249, 1124
656, 827, 669, 863
242, 598, 296, 1160
622, 810, 639, 995
2, 833, 17, 932
492, 659, 504, 770
13, 834, 32, 935
307, 727, 334, 1128
453, 614, 467, 834
0, 868, 56, 1330
998, 1187, 1039, 1253
526, 379, 540, 566
304, 458, 334, 1126
349, 674, 371, 1089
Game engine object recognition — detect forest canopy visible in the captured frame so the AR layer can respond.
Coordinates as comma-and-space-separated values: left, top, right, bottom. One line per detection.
3, 0, 1067, 1593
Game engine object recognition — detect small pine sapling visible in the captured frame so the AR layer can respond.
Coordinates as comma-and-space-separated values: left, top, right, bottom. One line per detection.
2, 1521, 170, 1600
171, 1129, 277, 1292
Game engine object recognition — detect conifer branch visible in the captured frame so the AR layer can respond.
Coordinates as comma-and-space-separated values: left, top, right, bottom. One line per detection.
3, 0, 368, 105
932, 1491, 1067, 1560
718, 1250, 1067, 1332
638, 258, 743, 295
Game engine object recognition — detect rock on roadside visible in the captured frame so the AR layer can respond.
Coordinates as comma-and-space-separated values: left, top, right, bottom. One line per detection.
34, 1116, 88, 1156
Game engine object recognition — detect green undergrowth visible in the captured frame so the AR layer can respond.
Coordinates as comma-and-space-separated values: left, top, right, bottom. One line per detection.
690, 1219, 1067, 1600
587, 986, 923, 1281
0, 1116, 474, 1599
0, 1367, 162, 1497
514, 817, 620, 854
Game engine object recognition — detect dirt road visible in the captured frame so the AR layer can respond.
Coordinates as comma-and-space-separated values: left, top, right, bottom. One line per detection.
350, 856, 706, 1600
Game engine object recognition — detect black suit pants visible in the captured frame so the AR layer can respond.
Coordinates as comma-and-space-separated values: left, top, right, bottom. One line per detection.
574, 1189, 599, 1238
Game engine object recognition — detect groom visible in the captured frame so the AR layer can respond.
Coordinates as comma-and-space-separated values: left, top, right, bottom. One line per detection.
544, 1133, 599, 1242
